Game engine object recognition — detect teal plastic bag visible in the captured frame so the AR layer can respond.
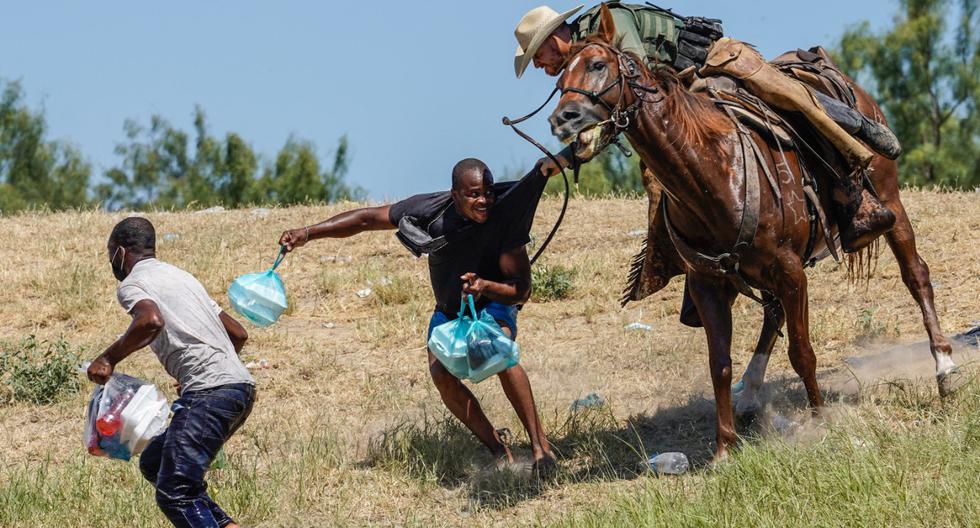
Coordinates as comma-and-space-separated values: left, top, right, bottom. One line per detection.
427, 295, 520, 383
228, 247, 288, 327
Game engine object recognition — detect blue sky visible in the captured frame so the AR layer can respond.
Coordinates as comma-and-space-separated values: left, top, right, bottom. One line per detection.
1, 1, 894, 201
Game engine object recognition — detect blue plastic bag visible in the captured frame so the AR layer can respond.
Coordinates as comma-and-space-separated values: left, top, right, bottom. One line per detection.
228, 247, 288, 327
427, 295, 520, 383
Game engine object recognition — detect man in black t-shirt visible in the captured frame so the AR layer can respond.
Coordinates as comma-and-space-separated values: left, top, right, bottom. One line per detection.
278, 155, 566, 471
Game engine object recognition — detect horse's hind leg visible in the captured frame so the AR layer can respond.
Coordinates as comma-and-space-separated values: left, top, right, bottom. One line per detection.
687, 274, 740, 462
882, 196, 958, 395
734, 292, 786, 418
775, 254, 824, 410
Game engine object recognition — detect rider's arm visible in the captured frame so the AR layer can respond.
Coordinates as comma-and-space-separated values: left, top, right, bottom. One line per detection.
460, 246, 532, 305
279, 205, 394, 251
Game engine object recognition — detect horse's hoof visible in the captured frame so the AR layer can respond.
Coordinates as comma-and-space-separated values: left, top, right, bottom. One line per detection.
708, 450, 730, 469
938, 367, 967, 399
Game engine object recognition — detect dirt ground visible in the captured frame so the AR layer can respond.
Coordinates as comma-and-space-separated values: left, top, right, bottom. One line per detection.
1, 190, 977, 525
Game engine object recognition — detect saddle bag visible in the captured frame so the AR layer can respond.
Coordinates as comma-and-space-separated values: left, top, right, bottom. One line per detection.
674, 16, 725, 70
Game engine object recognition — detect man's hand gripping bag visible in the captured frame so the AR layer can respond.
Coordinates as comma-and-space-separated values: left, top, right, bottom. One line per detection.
428, 295, 520, 383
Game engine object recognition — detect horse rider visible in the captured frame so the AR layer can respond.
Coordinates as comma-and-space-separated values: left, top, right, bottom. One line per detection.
513, 3, 903, 302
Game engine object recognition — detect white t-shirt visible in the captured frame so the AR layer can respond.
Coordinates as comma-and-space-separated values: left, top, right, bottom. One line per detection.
117, 258, 254, 392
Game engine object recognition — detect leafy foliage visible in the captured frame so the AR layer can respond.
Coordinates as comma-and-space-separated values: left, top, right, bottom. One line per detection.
96, 106, 364, 210
836, 0, 980, 188
0, 80, 92, 214
532, 264, 577, 302
0, 336, 81, 405
544, 145, 645, 197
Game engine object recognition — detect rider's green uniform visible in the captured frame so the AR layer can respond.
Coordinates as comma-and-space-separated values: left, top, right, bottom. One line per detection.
570, 3, 681, 67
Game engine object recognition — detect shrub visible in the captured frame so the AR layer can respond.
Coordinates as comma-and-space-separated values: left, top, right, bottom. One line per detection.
532, 265, 576, 302
0, 336, 82, 405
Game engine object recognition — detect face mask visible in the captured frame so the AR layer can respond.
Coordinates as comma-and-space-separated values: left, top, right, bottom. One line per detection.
110, 246, 127, 282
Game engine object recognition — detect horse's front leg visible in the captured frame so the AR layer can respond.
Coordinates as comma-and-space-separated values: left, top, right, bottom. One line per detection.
774, 253, 824, 410
687, 274, 739, 462
734, 292, 785, 418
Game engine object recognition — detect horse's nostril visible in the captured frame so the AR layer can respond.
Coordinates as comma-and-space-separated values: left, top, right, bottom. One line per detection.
561, 110, 582, 123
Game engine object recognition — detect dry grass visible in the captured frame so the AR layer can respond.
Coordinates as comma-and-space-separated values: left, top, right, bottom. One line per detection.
0, 190, 977, 526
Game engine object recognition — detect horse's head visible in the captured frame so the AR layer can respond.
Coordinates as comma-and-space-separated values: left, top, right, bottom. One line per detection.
549, 4, 654, 161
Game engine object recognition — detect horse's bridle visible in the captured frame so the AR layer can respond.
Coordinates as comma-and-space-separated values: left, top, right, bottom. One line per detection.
556, 41, 665, 134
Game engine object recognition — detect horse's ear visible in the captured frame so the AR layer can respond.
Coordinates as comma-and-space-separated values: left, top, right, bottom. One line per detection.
595, 3, 617, 45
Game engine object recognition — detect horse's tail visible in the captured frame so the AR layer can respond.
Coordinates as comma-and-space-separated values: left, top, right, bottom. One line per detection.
845, 238, 881, 282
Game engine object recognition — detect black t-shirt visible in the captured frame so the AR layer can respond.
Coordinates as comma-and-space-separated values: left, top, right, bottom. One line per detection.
389, 166, 548, 316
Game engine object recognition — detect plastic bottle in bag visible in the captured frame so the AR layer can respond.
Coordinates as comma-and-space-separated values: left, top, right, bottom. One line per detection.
83, 371, 169, 461
96, 385, 137, 436
644, 452, 690, 475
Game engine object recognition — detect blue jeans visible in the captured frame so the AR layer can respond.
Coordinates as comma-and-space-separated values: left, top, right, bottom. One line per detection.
427, 301, 519, 339
139, 383, 256, 528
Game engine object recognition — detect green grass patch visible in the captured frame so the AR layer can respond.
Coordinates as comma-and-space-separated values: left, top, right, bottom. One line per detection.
552, 382, 980, 528
367, 412, 486, 486
0, 424, 349, 527
0, 336, 82, 405
532, 264, 576, 302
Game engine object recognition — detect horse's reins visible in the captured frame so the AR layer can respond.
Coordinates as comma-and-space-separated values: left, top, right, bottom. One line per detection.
499, 101, 572, 266
501, 89, 573, 267
500, 43, 663, 265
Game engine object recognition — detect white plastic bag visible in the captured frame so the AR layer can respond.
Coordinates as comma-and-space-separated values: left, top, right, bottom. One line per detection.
84, 372, 169, 461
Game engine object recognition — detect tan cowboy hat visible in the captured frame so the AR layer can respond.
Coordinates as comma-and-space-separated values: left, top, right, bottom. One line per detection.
514, 4, 584, 78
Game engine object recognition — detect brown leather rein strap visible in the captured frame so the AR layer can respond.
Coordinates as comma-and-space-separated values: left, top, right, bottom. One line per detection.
661, 107, 766, 304
502, 89, 577, 266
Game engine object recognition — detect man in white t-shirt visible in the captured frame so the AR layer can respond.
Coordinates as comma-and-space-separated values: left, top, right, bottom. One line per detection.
87, 217, 254, 528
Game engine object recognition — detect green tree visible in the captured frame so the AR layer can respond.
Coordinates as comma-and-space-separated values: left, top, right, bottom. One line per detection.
836, 0, 979, 187
544, 144, 644, 196
255, 135, 363, 205
0, 80, 91, 213
99, 107, 362, 209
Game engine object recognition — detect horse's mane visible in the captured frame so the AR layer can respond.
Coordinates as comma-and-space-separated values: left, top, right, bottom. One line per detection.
644, 64, 733, 147
565, 40, 733, 146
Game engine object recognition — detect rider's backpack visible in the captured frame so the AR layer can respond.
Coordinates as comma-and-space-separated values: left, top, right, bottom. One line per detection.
573, 2, 723, 71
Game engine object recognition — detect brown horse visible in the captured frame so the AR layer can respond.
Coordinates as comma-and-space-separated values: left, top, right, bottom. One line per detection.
549, 5, 958, 461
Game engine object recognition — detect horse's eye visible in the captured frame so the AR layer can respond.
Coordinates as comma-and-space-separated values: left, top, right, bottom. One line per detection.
592, 62, 606, 72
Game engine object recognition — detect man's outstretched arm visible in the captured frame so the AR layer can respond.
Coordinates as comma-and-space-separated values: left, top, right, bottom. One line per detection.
279, 205, 394, 252
87, 299, 165, 384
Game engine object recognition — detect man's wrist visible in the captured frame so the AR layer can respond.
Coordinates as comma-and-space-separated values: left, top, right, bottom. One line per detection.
96, 353, 115, 368
100, 341, 122, 366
